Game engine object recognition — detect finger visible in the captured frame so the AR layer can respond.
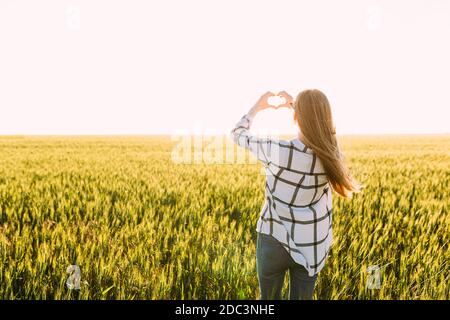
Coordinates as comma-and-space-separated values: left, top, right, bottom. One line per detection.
279, 92, 290, 100
258, 92, 272, 104
282, 91, 292, 100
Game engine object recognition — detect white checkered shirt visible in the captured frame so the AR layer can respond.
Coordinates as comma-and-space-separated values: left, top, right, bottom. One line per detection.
230, 113, 333, 276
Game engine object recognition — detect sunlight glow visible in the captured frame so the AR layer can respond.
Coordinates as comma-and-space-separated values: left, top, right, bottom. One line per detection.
0, 0, 449, 135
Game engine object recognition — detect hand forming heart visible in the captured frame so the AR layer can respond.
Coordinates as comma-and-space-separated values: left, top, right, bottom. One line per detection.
250, 91, 295, 117
255, 91, 294, 110
267, 94, 287, 108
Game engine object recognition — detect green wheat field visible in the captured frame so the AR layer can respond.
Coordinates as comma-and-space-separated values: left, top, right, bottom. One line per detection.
0, 135, 449, 299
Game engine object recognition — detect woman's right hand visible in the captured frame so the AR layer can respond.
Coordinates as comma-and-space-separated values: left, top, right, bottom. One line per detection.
277, 91, 294, 109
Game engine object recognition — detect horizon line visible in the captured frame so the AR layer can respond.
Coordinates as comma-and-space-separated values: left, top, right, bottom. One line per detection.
1, 132, 449, 137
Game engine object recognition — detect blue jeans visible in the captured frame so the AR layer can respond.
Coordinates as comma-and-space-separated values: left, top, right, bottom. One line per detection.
256, 232, 317, 300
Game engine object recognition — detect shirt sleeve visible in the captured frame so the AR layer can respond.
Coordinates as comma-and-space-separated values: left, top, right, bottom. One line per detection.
230, 113, 273, 166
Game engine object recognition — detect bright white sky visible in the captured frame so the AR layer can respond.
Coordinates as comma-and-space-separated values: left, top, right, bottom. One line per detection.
0, 0, 449, 135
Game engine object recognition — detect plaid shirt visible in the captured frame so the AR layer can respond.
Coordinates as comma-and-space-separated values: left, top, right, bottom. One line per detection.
231, 113, 333, 276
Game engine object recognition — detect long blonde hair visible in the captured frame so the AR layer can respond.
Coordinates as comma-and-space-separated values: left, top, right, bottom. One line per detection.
293, 89, 360, 198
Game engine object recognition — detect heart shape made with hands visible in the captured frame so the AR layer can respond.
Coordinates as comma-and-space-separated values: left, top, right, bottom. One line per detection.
267, 94, 287, 108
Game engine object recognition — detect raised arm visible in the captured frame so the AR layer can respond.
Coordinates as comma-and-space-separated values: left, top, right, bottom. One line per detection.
230, 91, 277, 165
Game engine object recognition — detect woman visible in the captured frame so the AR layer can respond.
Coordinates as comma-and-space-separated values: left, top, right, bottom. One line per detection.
230, 89, 360, 300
